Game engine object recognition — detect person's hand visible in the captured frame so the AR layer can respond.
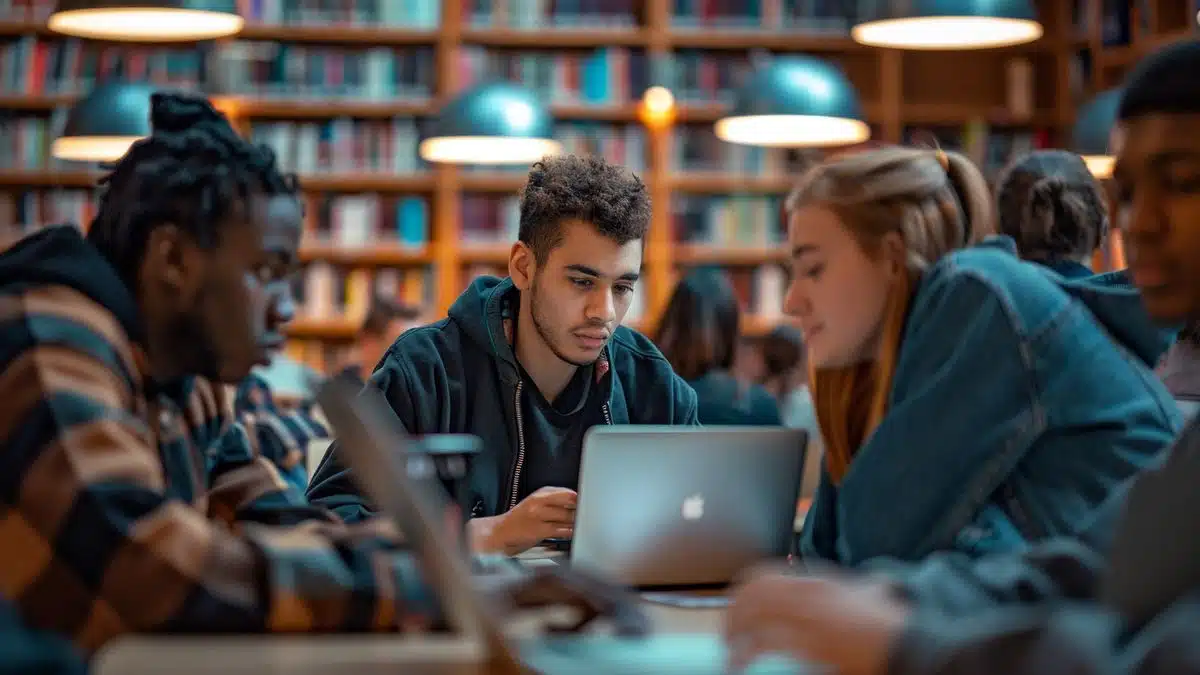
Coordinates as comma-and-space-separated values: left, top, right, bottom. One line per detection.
724, 564, 910, 675
485, 565, 649, 637
468, 487, 577, 555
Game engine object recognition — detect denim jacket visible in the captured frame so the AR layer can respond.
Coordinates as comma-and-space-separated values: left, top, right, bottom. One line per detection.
800, 236, 1180, 565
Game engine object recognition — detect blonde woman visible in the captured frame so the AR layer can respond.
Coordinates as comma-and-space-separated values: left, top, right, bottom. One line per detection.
789, 146, 1177, 565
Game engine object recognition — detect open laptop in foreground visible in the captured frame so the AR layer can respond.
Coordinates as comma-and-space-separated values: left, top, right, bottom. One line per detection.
570, 426, 807, 589
315, 378, 811, 675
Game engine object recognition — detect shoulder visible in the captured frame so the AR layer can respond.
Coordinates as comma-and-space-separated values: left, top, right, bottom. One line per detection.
916, 239, 1068, 338
608, 324, 677, 378
0, 282, 140, 386
609, 324, 693, 396
378, 317, 464, 372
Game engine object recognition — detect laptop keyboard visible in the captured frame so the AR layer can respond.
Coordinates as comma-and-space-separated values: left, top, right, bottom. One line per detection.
472, 553, 529, 579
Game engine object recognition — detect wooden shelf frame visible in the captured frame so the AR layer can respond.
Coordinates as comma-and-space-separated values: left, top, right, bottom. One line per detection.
0, 1, 1087, 339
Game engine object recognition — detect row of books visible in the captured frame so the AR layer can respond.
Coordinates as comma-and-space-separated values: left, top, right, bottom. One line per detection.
306, 194, 430, 249
0, 188, 796, 258
241, 0, 441, 28
457, 47, 648, 106
296, 264, 431, 323
464, 0, 639, 28
671, 0, 850, 32
211, 42, 435, 100
0, 113, 658, 173
674, 195, 786, 247
5, 35, 869, 108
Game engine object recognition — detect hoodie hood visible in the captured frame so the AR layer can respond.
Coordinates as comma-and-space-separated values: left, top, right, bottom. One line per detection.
0, 225, 143, 343
447, 275, 519, 380
1053, 266, 1177, 367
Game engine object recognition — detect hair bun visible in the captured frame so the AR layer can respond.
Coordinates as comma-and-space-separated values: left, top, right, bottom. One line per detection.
149, 92, 226, 134
1031, 176, 1066, 202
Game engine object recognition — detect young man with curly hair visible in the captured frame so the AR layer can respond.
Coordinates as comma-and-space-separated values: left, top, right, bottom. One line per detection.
308, 155, 699, 555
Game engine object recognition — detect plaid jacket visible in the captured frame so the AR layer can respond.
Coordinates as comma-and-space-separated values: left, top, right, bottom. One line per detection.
232, 372, 330, 493
0, 283, 441, 658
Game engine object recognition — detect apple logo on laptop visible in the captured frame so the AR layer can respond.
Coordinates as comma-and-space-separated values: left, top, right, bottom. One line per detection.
682, 494, 705, 521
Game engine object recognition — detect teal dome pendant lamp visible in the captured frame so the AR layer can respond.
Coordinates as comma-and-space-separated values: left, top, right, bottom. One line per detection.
1071, 88, 1123, 179
52, 82, 160, 163
715, 56, 871, 148
419, 82, 563, 165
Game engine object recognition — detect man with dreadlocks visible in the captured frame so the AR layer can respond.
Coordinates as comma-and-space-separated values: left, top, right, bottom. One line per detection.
0, 92, 644, 672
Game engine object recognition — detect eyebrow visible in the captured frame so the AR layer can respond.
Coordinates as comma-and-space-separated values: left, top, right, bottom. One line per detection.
565, 263, 640, 282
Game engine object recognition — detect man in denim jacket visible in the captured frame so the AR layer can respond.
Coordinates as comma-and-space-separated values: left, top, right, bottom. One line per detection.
724, 39, 1200, 675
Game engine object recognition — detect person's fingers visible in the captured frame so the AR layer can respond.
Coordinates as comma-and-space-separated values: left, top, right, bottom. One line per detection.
507, 568, 649, 637
532, 522, 573, 542
726, 620, 804, 674
533, 489, 579, 508
532, 504, 576, 525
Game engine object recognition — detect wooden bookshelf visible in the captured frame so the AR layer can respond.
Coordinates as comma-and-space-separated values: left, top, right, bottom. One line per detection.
0, 0, 1102, 358
1086, 0, 1196, 89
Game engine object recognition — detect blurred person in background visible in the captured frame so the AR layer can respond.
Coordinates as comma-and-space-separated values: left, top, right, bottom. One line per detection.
655, 267, 781, 426
995, 149, 1109, 278
747, 325, 825, 514
337, 296, 423, 385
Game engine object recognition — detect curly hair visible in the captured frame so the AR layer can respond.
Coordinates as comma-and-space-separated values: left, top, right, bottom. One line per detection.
517, 154, 651, 264
86, 91, 299, 289
995, 150, 1108, 264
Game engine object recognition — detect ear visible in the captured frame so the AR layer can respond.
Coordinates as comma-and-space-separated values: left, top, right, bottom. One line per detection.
143, 224, 207, 301
509, 241, 536, 291
878, 231, 907, 280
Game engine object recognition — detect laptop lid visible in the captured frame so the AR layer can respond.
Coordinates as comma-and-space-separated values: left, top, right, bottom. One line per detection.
570, 426, 807, 588
314, 379, 524, 673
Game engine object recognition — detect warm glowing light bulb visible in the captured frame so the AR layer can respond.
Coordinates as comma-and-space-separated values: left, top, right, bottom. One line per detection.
1082, 155, 1115, 179
639, 86, 676, 128
643, 87, 675, 114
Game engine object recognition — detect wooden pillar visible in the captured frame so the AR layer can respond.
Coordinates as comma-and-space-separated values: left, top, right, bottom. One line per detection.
433, 0, 463, 315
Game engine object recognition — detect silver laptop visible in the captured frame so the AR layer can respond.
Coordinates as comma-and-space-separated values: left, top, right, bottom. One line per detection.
315, 380, 810, 675
570, 426, 807, 588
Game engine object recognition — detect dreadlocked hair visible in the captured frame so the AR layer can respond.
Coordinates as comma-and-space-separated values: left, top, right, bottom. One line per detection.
86, 91, 300, 289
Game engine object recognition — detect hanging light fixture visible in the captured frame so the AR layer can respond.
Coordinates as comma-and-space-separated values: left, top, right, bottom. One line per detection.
48, 0, 244, 42
1071, 88, 1123, 179
419, 82, 563, 165
52, 82, 158, 162
715, 56, 871, 148
852, 0, 1043, 50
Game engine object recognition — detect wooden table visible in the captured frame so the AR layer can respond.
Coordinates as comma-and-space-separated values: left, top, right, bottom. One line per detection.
93, 548, 728, 675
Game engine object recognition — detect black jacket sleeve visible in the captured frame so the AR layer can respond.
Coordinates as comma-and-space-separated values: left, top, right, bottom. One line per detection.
890, 590, 1200, 675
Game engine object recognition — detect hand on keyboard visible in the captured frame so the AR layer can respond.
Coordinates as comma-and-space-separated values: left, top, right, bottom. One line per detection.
725, 565, 909, 675
484, 566, 650, 638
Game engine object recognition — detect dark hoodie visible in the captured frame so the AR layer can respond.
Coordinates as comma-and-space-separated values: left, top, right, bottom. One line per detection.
306, 275, 699, 521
